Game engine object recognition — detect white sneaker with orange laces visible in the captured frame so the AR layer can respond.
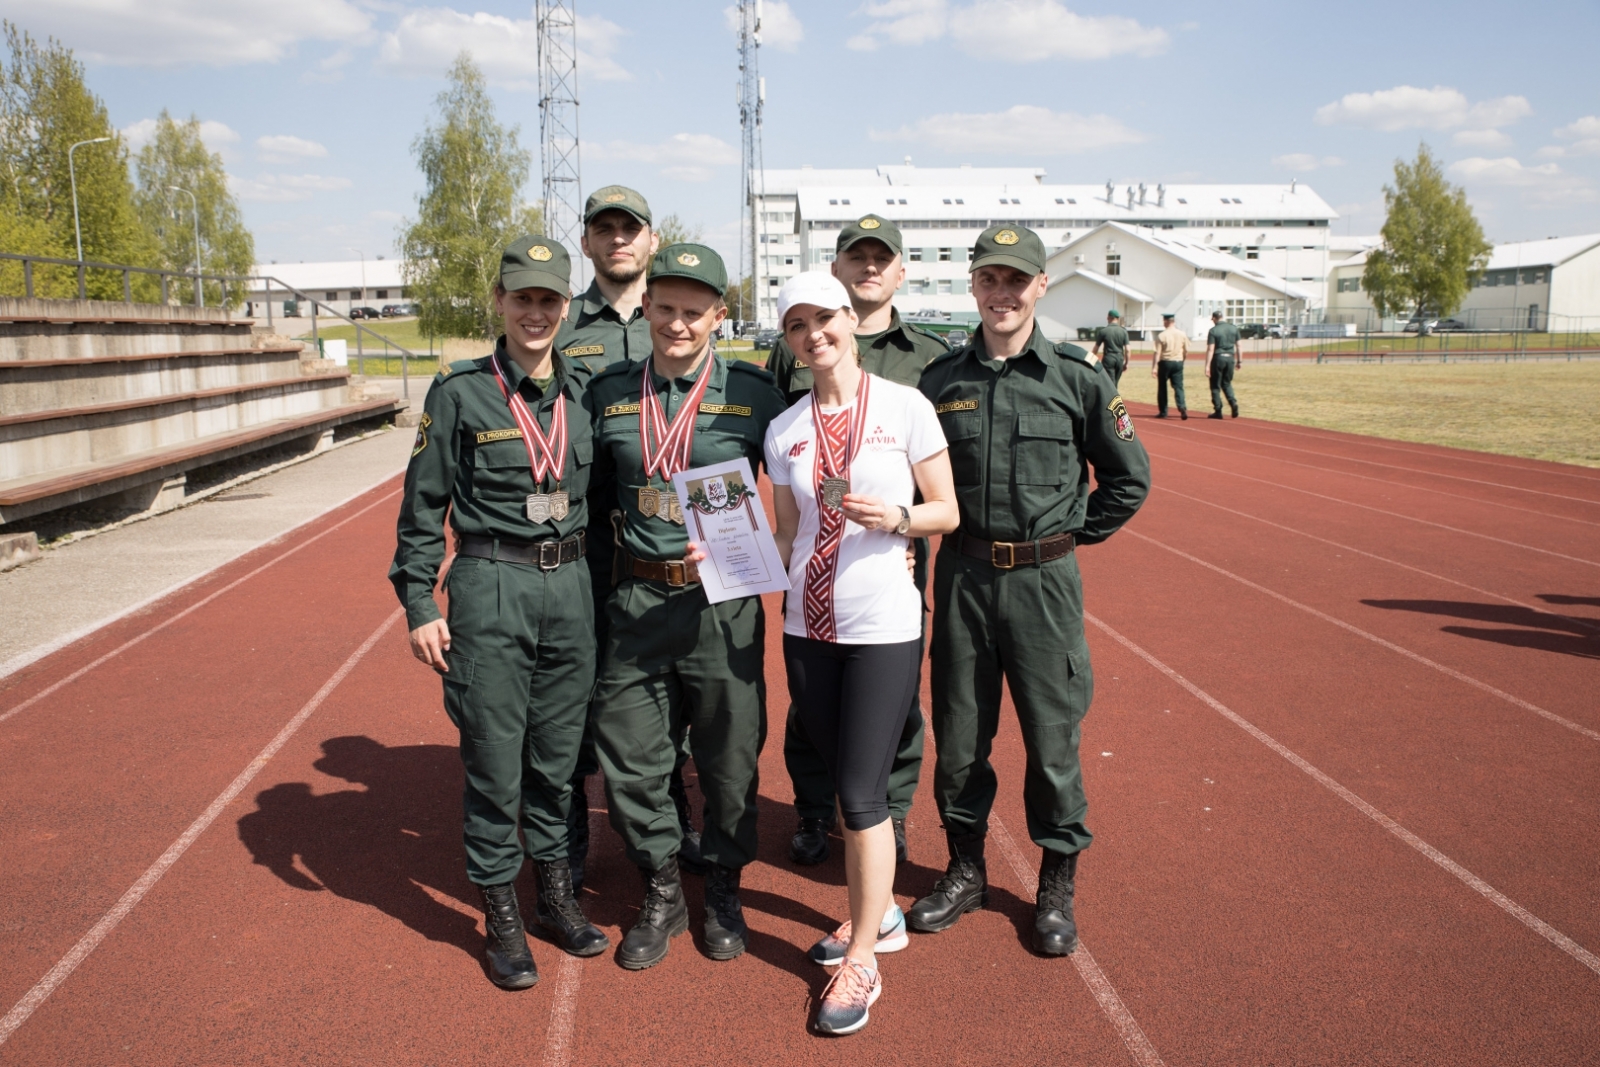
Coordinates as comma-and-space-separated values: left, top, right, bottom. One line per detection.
814, 958, 882, 1036
808, 905, 908, 966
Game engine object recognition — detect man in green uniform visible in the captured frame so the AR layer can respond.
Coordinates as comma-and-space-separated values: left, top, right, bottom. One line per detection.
588, 243, 786, 969
391, 236, 609, 990
1204, 310, 1241, 419
913, 224, 1151, 957
1091, 309, 1130, 386
765, 213, 946, 867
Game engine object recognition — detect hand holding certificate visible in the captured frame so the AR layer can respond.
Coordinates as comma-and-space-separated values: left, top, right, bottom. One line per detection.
672, 457, 790, 604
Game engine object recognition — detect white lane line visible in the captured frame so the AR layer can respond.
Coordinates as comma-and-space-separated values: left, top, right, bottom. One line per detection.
1151, 484, 1600, 635
1142, 423, 1600, 528
0, 487, 403, 725
1123, 529, 1600, 742
0, 607, 404, 1049
1086, 611, 1600, 980
1143, 448, 1600, 569
989, 817, 1166, 1067
540, 772, 604, 1067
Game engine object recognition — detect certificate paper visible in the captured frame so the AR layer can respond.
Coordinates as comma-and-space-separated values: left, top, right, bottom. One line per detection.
671, 458, 790, 604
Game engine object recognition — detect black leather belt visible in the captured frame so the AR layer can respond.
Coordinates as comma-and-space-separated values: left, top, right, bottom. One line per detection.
458, 531, 586, 570
955, 531, 1075, 570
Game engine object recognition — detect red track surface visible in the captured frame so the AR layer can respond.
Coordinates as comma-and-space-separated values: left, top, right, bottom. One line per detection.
3, 407, 1597, 1065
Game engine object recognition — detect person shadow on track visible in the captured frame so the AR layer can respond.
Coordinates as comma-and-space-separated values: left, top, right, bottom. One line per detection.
237, 735, 484, 958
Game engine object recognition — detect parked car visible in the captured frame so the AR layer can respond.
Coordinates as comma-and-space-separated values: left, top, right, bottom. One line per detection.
1264, 324, 1286, 339
1239, 323, 1269, 339
349, 306, 381, 320
1434, 317, 1468, 331
752, 328, 782, 351
946, 330, 970, 347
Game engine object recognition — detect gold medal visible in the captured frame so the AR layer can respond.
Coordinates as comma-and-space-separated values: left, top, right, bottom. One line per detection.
820, 477, 849, 511
638, 486, 660, 517
668, 495, 685, 525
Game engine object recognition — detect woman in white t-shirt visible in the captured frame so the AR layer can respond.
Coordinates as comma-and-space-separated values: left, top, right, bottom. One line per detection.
765, 271, 957, 1036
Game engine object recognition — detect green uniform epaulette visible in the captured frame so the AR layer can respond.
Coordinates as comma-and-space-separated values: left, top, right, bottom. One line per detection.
923, 346, 965, 372
727, 359, 775, 382
1054, 342, 1092, 363
906, 323, 953, 350
434, 357, 485, 383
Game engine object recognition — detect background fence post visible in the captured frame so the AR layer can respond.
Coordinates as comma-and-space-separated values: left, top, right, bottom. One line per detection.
76, 262, 85, 299
23, 258, 32, 298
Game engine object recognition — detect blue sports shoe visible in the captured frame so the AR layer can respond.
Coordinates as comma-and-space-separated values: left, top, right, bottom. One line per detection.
808, 905, 908, 966
814, 958, 881, 1036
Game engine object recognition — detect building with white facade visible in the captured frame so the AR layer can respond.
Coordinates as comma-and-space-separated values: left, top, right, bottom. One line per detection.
245, 259, 411, 318
751, 165, 1338, 327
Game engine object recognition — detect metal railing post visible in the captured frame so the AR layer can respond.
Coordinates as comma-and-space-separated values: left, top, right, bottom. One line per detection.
266, 279, 273, 329
77, 262, 86, 299
23, 258, 32, 298
122, 268, 131, 303
160, 273, 168, 304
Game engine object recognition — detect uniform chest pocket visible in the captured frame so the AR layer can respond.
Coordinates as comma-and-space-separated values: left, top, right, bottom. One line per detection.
1015, 411, 1071, 485
565, 436, 594, 497
938, 412, 983, 486
695, 422, 762, 465
469, 439, 535, 501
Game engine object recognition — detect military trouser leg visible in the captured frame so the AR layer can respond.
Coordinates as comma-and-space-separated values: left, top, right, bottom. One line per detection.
1209, 356, 1236, 412
441, 555, 595, 885
1157, 362, 1186, 414
929, 548, 1094, 856
1102, 356, 1126, 387
593, 578, 766, 871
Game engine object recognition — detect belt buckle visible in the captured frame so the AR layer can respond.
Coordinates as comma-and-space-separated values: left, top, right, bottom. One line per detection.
538, 540, 561, 570
991, 541, 1017, 570
664, 560, 687, 587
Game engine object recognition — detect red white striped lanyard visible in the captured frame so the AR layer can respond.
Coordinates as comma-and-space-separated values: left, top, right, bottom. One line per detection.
491, 353, 566, 485
812, 372, 872, 480
639, 356, 713, 479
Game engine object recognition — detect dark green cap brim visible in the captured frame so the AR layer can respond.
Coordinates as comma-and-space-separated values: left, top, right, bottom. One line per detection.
586, 203, 650, 225
647, 270, 724, 296
839, 232, 901, 256
501, 268, 570, 294
970, 252, 1043, 276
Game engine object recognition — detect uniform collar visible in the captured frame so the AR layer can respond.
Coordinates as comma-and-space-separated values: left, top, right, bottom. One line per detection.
860, 307, 918, 351
572, 278, 642, 327
646, 348, 725, 394
967, 322, 1052, 369
494, 337, 570, 402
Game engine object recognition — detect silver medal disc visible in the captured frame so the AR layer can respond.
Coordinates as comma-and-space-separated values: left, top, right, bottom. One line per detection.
821, 477, 849, 511
525, 493, 552, 523
550, 491, 570, 521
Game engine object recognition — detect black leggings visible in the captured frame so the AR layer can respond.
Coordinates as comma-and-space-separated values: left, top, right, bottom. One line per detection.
783, 634, 923, 832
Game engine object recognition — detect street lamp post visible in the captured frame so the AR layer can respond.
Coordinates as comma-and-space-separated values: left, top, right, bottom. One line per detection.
68, 137, 112, 263
168, 186, 202, 307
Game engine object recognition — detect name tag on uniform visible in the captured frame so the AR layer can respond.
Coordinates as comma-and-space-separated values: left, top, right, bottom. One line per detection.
563, 344, 605, 357
605, 402, 642, 417
935, 399, 979, 414
476, 428, 524, 444
698, 403, 752, 417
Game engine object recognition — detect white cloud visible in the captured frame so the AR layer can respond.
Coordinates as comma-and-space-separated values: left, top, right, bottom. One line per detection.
231, 173, 354, 203
0, 0, 369, 67
121, 118, 240, 155
380, 7, 632, 88
1448, 157, 1596, 205
871, 105, 1143, 154
723, 1, 804, 52
1452, 129, 1513, 149
256, 135, 328, 163
587, 133, 740, 183
1538, 115, 1600, 158
1272, 153, 1343, 172
848, 0, 1167, 59
1315, 85, 1531, 133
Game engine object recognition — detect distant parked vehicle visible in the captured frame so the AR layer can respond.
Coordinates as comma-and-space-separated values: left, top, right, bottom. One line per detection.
1239, 323, 1269, 339
946, 330, 970, 347
349, 306, 381, 320
380, 304, 416, 318
1433, 317, 1468, 331
752, 328, 781, 350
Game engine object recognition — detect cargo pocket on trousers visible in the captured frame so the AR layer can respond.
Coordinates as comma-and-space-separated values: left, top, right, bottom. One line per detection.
440, 651, 476, 731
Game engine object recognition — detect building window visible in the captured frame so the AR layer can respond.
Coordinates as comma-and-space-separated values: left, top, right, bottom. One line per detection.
939, 247, 952, 261
887, 199, 896, 205
325, 291, 337, 301
898, 199, 907, 204
954, 198, 964, 205
937, 279, 953, 295
908, 249, 923, 262
351, 290, 361, 299
769, 277, 780, 286
1337, 277, 1362, 292
376, 289, 388, 299
1246, 247, 1260, 260
908, 279, 928, 294
784, 257, 795, 266
943, 198, 952, 204
1225, 298, 1284, 325
841, 199, 850, 205
1177, 198, 1187, 204
1105, 254, 1121, 276
1055, 198, 1064, 204
829, 198, 838, 205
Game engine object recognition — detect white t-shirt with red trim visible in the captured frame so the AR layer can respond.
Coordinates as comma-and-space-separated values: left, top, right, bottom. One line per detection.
764, 374, 948, 645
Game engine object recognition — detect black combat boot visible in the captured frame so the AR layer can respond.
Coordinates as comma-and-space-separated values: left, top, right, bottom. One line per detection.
892, 817, 908, 864
566, 776, 591, 894
907, 831, 987, 933
1208, 410, 1224, 419
670, 767, 708, 875
1033, 850, 1079, 956
790, 815, 833, 865
1179, 407, 1189, 420
702, 863, 749, 961
480, 883, 539, 990
618, 857, 689, 970
534, 858, 610, 958
1231, 403, 1240, 418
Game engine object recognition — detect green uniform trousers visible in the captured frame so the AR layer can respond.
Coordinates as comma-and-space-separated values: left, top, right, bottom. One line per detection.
929, 548, 1095, 857
1156, 361, 1187, 415
1100, 355, 1127, 387
1209, 355, 1237, 413
593, 578, 767, 871
441, 554, 595, 885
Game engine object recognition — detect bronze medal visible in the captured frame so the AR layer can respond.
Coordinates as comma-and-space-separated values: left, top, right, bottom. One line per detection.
668, 495, 685, 525
821, 477, 849, 511
525, 493, 552, 524
638, 486, 661, 517
549, 491, 570, 521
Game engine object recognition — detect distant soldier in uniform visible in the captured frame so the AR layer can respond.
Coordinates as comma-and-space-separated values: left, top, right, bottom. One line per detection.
1090, 309, 1129, 386
588, 243, 786, 969
913, 224, 1150, 957
391, 236, 609, 990
1204, 310, 1241, 419
1151, 312, 1189, 420
766, 214, 948, 868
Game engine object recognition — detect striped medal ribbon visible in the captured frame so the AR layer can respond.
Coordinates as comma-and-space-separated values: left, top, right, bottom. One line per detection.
802, 374, 872, 641
639, 356, 714, 479
491, 354, 568, 521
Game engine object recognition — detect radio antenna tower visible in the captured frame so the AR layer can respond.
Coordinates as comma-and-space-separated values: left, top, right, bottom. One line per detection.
736, 0, 765, 328
537, 1, 583, 282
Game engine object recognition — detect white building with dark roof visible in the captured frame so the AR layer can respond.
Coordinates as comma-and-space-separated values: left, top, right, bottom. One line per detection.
751, 165, 1338, 327
245, 259, 411, 318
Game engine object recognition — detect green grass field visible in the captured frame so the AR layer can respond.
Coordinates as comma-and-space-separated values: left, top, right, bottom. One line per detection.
1116, 359, 1600, 468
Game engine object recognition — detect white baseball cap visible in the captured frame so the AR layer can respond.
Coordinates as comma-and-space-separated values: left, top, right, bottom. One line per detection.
777, 271, 852, 329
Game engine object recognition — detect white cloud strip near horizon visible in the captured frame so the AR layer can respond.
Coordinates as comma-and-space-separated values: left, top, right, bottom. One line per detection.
379, 7, 632, 88
871, 105, 1143, 154
121, 118, 240, 153
848, 0, 1168, 60
1315, 85, 1532, 133
0, 0, 370, 66
1538, 116, 1600, 159
257, 135, 329, 163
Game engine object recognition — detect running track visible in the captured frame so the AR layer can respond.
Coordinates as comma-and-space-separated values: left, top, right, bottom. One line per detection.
2, 406, 1597, 1066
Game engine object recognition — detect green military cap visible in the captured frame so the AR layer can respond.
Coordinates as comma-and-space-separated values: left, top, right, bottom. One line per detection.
1107, 309, 1122, 318
584, 184, 652, 225
500, 234, 571, 294
1162, 312, 1176, 321
970, 223, 1047, 276
837, 214, 903, 256
648, 242, 728, 295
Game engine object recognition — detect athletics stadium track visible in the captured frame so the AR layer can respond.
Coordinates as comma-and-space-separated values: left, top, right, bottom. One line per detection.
1, 404, 1597, 1066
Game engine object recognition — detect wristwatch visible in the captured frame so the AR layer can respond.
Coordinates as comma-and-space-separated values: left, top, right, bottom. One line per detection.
892, 505, 911, 536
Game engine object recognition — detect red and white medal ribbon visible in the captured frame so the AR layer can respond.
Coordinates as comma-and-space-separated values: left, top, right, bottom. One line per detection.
802, 374, 873, 642
639, 357, 713, 480
491, 353, 566, 486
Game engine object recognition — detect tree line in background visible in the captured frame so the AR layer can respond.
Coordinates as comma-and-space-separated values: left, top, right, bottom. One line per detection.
0, 23, 254, 306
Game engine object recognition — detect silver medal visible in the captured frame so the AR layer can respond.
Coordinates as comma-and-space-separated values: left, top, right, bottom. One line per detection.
549, 491, 570, 521
525, 493, 552, 523
821, 477, 849, 511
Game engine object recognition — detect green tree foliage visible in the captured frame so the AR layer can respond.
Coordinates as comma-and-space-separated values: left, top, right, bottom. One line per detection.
724, 275, 754, 323
654, 213, 702, 246
0, 23, 154, 299
400, 53, 541, 341
132, 110, 256, 308
1362, 144, 1492, 322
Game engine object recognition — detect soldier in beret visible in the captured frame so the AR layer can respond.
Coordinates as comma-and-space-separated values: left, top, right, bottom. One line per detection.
913, 224, 1150, 957
390, 235, 609, 990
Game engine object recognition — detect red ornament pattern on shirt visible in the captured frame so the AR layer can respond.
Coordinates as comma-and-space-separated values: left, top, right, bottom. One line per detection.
801, 376, 872, 642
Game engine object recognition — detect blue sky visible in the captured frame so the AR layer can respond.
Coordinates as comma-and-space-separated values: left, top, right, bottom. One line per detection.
10, 0, 1596, 266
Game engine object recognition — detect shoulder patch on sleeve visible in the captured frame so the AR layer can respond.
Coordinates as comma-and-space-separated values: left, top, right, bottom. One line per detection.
411, 412, 432, 456
1109, 395, 1135, 441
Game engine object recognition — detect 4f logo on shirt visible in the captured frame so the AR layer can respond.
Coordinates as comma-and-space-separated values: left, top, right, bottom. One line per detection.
789, 440, 808, 457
